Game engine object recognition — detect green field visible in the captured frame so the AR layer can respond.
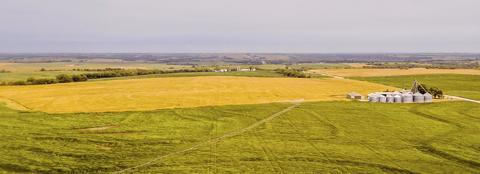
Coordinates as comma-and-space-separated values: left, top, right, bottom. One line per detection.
0, 62, 191, 82
351, 74, 480, 100
0, 71, 87, 82
91, 70, 286, 81
1, 101, 479, 173
0, 62, 298, 83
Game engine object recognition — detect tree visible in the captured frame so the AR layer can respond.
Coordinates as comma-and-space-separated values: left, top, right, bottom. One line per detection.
56, 74, 73, 83
429, 87, 444, 99
72, 74, 88, 82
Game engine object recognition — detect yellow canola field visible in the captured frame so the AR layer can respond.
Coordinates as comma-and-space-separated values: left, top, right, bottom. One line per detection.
310, 68, 480, 77
0, 76, 395, 113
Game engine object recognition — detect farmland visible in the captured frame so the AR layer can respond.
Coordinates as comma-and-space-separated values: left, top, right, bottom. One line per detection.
0, 61, 479, 173
352, 74, 480, 100
0, 101, 478, 173
0, 62, 190, 82
0, 76, 393, 113
310, 68, 480, 77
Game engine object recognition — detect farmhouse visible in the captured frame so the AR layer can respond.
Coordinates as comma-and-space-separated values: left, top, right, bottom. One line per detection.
236, 66, 256, 71
214, 69, 229, 72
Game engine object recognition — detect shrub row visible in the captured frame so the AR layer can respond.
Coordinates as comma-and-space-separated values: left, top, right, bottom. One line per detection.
274, 68, 310, 78
1, 68, 213, 86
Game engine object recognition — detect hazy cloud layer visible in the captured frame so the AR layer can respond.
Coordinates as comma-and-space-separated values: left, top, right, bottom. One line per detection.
1, 0, 479, 52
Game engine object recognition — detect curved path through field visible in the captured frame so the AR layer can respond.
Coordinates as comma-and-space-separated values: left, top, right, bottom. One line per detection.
112, 100, 303, 173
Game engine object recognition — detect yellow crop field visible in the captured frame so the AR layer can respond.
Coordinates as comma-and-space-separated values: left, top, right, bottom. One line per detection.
0, 76, 394, 113
310, 68, 480, 77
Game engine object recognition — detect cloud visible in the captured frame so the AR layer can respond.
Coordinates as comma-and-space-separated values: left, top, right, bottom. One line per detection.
1, 0, 479, 52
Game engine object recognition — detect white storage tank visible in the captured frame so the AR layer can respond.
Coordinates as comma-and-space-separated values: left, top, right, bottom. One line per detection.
402, 93, 413, 103
394, 95, 402, 103
378, 95, 387, 103
386, 95, 394, 103
424, 92, 433, 103
368, 94, 378, 102
413, 92, 425, 103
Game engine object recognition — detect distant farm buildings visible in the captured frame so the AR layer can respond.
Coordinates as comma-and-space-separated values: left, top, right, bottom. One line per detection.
213, 69, 229, 72
238, 67, 256, 71
213, 67, 256, 72
346, 92, 363, 100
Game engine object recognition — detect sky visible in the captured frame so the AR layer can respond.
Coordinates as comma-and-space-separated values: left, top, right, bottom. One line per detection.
1, 0, 479, 53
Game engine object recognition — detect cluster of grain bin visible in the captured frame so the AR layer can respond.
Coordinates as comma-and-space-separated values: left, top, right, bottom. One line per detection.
367, 91, 432, 103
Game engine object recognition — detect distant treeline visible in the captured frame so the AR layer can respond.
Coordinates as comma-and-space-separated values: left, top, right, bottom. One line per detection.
274, 68, 310, 78
1, 68, 213, 86
82, 68, 211, 79
71, 68, 125, 71
365, 62, 480, 69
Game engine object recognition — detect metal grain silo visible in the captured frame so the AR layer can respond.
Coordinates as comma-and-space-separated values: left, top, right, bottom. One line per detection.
368, 94, 379, 102
386, 95, 394, 103
424, 92, 433, 103
394, 95, 402, 103
402, 93, 413, 103
413, 92, 424, 103
378, 95, 387, 103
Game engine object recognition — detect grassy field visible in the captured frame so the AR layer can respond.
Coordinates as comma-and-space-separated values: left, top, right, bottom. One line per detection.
351, 74, 480, 100
256, 63, 352, 70
310, 68, 480, 77
0, 76, 394, 113
0, 62, 189, 72
90, 70, 285, 81
0, 101, 478, 173
0, 62, 191, 82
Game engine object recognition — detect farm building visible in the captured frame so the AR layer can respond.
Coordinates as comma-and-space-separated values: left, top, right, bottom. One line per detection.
346, 92, 363, 100
236, 66, 256, 71
366, 80, 433, 104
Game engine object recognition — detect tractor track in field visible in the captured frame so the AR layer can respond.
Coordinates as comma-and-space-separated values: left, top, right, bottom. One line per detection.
408, 105, 480, 171
112, 101, 302, 174
0, 97, 32, 111
302, 109, 340, 137
296, 108, 416, 174
282, 109, 346, 171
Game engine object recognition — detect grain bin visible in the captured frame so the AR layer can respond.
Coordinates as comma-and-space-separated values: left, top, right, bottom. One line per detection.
413, 92, 424, 103
386, 95, 394, 103
378, 95, 387, 103
424, 92, 433, 103
394, 95, 402, 103
368, 94, 379, 102
402, 93, 413, 103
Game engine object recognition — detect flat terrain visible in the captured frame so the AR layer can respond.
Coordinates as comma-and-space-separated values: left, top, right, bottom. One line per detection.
310, 68, 480, 77
351, 74, 480, 100
0, 62, 189, 72
91, 70, 285, 81
0, 101, 478, 173
0, 76, 393, 113
0, 62, 190, 82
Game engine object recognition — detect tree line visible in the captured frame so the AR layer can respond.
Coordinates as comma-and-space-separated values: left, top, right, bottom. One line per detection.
274, 68, 310, 78
0, 68, 214, 86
